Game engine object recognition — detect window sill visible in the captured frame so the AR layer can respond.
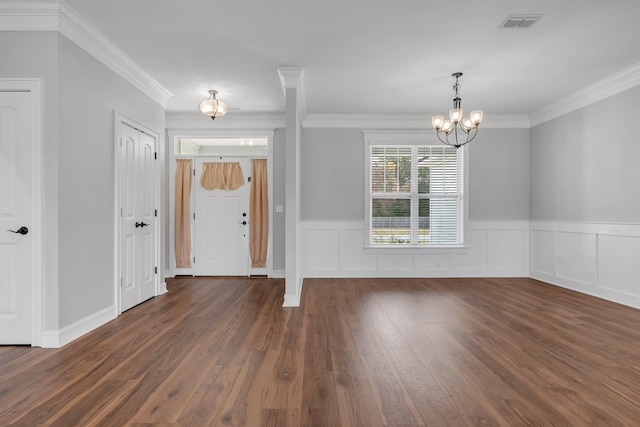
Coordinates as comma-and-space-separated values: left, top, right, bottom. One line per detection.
364, 244, 469, 253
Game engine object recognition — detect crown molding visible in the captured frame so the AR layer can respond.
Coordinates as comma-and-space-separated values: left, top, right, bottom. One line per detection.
0, 1, 172, 107
277, 67, 306, 117
0, 2, 58, 30
166, 112, 285, 130
302, 113, 530, 129
530, 62, 640, 127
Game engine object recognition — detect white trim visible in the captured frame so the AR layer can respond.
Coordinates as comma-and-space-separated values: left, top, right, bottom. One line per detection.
42, 306, 116, 348
0, 1, 172, 107
114, 112, 162, 315
0, 78, 44, 347
301, 220, 530, 278
158, 281, 168, 295
303, 113, 530, 129
57, 1, 172, 107
271, 269, 286, 278
530, 220, 640, 310
282, 277, 303, 307
0, 2, 58, 30
277, 67, 306, 117
530, 61, 640, 126
165, 113, 285, 131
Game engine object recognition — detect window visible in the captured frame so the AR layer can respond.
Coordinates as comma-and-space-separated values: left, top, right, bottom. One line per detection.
366, 135, 464, 246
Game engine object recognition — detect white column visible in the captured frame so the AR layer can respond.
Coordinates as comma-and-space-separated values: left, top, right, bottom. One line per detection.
278, 67, 304, 306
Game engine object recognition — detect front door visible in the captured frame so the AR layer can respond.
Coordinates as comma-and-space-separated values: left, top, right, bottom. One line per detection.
120, 123, 157, 312
194, 157, 249, 276
0, 91, 32, 344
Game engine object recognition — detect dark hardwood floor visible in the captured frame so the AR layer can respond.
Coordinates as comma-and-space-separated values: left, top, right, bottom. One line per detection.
2, 277, 640, 426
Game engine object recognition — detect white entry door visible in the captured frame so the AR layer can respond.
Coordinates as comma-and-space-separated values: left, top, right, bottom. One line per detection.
120, 123, 157, 312
0, 91, 32, 344
194, 157, 249, 276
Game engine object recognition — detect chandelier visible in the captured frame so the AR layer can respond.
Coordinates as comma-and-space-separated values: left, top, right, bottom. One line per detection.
431, 73, 483, 148
198, 90, 227, 120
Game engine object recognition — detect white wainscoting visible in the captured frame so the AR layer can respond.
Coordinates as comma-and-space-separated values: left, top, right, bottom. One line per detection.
530, 221, 640, 309
301, 221, 530, 278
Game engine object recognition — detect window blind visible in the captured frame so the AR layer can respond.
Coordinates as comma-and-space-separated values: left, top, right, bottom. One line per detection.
369, 145, 463, 245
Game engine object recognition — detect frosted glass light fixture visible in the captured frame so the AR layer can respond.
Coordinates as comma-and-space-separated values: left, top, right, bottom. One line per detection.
198, 90, 227, 120
431, 73, 483, 148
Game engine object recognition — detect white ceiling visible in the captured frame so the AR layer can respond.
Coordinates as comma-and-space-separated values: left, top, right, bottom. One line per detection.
63, 0, 640, 117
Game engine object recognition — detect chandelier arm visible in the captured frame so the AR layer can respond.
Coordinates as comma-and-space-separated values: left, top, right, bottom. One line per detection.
465, 127, 479, 144
436, 130, 455, 147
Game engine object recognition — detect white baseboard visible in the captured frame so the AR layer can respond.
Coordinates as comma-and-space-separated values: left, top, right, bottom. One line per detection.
270, 269, 285, 278
42, 306, 116, 348
158, 281, 168, 295
282, 278, 304, 307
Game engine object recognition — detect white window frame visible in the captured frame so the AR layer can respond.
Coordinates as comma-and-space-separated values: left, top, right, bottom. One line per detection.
363, 130, 468, 249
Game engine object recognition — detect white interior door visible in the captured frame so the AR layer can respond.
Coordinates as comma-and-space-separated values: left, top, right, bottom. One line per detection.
194, 157, 249, 276
120, 123, 157, 312
0, 91, 32, 344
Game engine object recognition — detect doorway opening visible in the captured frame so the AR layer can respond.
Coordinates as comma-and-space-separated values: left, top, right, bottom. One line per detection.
169, 133, 274, 278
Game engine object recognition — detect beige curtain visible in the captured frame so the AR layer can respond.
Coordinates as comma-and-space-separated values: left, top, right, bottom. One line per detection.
250, 159, 268, 268
175, 159, 192, 268
200, 162, 244, 191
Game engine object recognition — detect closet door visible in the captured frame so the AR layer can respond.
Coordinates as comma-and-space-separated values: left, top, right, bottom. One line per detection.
193, 157, 249, 276
120, 123, 157, 312
0, 91, 33, 344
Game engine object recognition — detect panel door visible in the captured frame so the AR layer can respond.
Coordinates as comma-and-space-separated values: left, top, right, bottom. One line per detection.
120, 123, 156, 312
0, 92, 32, 344
194, 157, 249, 276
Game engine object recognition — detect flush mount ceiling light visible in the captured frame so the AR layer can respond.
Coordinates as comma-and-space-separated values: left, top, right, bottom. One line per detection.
198, 90, 227, 120
431, 73, 483, 148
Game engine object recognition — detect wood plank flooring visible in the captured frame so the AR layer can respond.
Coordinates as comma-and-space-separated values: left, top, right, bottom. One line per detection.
2, 277, 640, 426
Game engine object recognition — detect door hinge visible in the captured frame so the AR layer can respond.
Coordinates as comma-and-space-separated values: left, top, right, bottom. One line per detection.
248, 176, 251, 182
120, 278, 123, 287
193, 256, 195, 264
154, 152, 157, 160
120, 208, 122, 217
154, 266, 158, 274
193, 169, 196, 176
193, 213, 195, 220
155, 209, 157, 217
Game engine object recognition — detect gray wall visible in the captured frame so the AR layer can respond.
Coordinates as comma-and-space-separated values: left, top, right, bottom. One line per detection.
468, 128, 530, 220
530, 85, 640, 222
57, 36, 165, 328
300, 127, 530, 222
301, 129, 365, 220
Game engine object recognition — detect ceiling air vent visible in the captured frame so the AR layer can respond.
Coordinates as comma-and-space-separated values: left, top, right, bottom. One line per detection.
500, 14, 544, 29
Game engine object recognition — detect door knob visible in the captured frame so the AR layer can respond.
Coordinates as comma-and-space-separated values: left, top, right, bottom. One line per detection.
135, 222, 149, 228
239, 221, 247, 225
7, 226, 29, 235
